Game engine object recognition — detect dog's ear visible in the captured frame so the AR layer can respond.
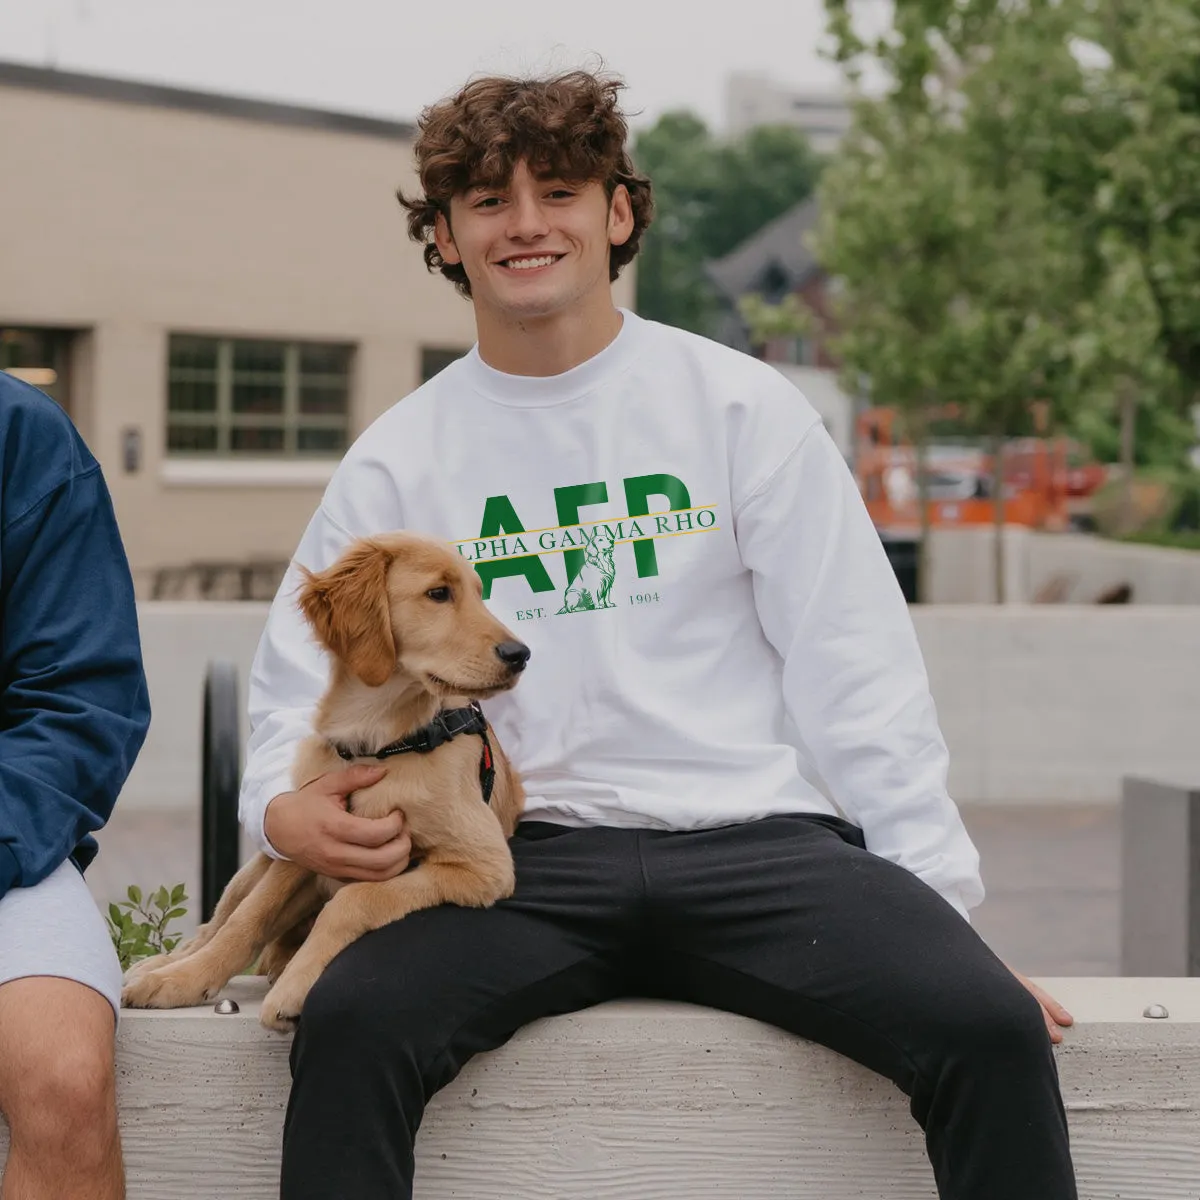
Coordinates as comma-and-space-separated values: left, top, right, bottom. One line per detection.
297, 540, 397, 687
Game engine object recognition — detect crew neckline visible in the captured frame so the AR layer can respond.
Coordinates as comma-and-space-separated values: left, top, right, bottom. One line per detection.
460, 308, 645, 407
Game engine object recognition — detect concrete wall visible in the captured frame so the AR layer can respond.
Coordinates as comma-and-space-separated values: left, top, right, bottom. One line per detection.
126, 603, 269, 811
925, 527, 1031, 604
122, 604, 1200, 812
928, 527, 1200, 604
1024, 531, 1200, 604
913, 608, 1200, 803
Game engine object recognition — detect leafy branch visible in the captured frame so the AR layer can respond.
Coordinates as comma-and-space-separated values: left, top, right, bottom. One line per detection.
105, 883, 189, 972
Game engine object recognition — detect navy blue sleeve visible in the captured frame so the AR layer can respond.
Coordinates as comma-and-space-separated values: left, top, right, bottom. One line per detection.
0, 462, 151, 899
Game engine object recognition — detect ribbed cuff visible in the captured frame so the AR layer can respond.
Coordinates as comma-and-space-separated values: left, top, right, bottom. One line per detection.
242, 781, 290, 861
0, 843, 21, 901
259, 795, 290, 860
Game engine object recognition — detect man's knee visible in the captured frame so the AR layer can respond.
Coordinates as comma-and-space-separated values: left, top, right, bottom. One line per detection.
0, 978, 118, 1157
296, 966, 426, 1061
292, 957, 454, 1106
939, 973, 1051, 1067
5, 1034, 117, 1158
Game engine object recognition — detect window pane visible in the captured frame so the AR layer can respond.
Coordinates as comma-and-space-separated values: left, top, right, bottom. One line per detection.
232, 340, 285, 374
420, 346, 468, 383
167, 424, 218, 452
169, 336, 218, 372
230, 426, 285, 453
297, 426, 347, 454
1, 326, 73, 411
232, 380, 284, 414
169, 378, 217, 413
299, 384, 348, 416
299, 344, 351, 376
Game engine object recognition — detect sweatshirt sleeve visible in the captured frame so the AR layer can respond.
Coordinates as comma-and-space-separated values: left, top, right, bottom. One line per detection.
0, 466, 151, 900
238, 503, 357, 857
733, 417, 984, 922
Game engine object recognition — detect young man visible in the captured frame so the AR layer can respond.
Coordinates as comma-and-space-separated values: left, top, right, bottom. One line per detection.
241, 71, 1078, 1199
0, 372, 151, 1199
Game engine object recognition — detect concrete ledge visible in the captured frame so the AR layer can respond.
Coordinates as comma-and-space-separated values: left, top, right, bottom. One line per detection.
2, 977, 1198, 1198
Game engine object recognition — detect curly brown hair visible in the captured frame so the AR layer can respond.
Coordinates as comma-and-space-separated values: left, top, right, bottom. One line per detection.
397, 70, 654, 298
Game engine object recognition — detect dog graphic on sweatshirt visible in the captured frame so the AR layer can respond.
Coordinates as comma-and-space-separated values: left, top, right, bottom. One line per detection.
557, 526, 617, 613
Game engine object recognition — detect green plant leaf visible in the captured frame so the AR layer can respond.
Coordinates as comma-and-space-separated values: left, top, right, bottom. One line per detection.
127, 885, 142, 905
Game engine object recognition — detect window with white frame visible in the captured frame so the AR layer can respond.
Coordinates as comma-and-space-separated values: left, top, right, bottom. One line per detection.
166, 335, 352, 456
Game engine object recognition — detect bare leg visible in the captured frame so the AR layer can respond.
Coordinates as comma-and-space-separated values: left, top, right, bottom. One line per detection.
0, 977, 123, 1200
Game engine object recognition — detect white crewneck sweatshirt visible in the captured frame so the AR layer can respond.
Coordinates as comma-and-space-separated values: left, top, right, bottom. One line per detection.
240, 310, 984, 920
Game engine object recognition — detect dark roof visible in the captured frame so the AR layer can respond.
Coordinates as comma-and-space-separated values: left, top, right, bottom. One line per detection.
0, 60, 415, 141
706, 197, 823, 299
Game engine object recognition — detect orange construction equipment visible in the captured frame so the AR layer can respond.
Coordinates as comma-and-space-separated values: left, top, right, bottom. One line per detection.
855, 408, 1105, 535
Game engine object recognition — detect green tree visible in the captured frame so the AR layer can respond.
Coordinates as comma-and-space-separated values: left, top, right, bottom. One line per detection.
814, 101, 974, 600
1070, 231, 1187, 529
736, 294, 812, 355
941, 6, 1090, 599
827, 0, 1200, 449
819, 0, 1090, 601
1087, 0, 1200, 407
632, 113, 718, 334
633, 115, 822, 332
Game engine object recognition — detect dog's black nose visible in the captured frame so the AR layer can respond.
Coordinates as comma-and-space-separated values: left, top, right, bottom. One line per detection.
495, 640, 532, 672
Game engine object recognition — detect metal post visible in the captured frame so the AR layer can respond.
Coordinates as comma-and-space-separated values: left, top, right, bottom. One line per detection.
201, 660, 242, 923
1121, 776, 1200, 976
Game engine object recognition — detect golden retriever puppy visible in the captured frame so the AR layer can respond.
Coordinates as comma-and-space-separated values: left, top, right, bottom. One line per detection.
121, 532, 529, 1031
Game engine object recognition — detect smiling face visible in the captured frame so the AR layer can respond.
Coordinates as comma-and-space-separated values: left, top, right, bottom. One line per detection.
433, 160, 634, 325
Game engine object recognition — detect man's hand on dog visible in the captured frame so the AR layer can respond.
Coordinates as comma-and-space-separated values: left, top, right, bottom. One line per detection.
264, 766, 413, 881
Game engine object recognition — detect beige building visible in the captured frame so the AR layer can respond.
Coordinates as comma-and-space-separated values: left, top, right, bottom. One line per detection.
0, 62, 633, 597
723, 71, 851, 153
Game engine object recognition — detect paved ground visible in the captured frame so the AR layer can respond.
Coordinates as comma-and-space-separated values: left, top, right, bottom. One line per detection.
86, 802, 1121, 977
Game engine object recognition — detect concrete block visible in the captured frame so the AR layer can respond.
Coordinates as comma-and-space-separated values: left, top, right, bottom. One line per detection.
2, 977, 1198, 1198
1122, 776, 1200, 976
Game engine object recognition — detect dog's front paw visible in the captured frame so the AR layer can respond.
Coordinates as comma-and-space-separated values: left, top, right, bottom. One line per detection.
260, 976, 311, 1033
122, 955, 165, 985
121, 964, 218, 1010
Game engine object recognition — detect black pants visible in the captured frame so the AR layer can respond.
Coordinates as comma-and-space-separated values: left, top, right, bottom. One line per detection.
280, 816, 1077, 1199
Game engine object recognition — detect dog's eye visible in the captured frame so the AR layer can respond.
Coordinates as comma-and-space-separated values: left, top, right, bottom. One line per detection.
426, 586, 452, 603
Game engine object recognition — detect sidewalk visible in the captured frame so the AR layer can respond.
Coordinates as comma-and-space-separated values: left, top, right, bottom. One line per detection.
87, 802, 1121, 977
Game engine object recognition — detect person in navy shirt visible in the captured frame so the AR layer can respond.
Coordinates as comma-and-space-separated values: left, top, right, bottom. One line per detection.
0, 371, 150, 1198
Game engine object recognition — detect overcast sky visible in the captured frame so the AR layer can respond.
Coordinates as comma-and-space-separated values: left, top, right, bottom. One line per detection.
0, 0, 883, 132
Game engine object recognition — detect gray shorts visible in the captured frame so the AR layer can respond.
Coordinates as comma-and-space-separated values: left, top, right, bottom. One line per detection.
0, 859, 122, 1019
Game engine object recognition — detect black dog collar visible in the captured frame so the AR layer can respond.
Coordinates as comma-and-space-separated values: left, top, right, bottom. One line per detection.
332, 700, 496, 804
